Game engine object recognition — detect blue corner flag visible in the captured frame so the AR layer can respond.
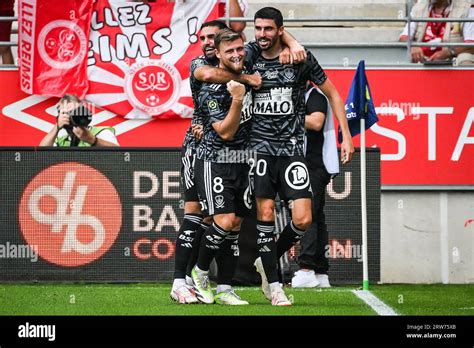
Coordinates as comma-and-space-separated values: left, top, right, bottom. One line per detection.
338, 60, 378, 143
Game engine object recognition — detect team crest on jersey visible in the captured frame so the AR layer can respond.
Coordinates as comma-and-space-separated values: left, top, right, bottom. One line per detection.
215, 195, 225, 209
253, 87, 294, 116
207, 99, 221, 116
283, 67, 296, 82
285, 162, 310, 190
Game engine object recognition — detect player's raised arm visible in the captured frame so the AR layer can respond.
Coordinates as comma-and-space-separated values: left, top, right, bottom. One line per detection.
194, 65, 261, 89
212, 80, 245, 140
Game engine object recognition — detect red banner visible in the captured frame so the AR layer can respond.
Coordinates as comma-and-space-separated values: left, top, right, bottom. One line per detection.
18, 0, 219, 118
1, 69, 473, 186
87, 0, 219, 119
18, 0, 93, 98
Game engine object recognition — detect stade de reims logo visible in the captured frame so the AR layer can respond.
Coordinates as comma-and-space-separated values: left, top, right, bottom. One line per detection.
18, 163, 122, 267
38, 20, 88, 70
125, 59, 181, 115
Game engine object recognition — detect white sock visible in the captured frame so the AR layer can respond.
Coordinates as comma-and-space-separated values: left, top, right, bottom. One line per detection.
172, 278, 186, 289
216, 285, 231, 294
269, 282, 281, 292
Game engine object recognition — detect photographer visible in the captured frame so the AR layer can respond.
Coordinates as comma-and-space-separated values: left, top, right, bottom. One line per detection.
40, 94, 119, 147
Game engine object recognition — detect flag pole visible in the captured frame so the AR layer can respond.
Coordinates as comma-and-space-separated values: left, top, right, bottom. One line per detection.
360, 117, 369, 290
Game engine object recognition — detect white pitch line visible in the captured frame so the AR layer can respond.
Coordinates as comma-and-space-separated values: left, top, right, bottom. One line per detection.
352, 290, 398, 316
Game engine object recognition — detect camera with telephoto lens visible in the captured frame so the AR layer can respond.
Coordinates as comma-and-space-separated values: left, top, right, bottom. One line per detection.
64, 104, 93, 129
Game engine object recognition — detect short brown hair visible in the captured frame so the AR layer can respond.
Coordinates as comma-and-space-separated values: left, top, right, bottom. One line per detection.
214, 28, 243, 51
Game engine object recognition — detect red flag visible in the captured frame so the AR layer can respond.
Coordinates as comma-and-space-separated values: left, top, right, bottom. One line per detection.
18, 0, 93, 98
86, 0, 219, 119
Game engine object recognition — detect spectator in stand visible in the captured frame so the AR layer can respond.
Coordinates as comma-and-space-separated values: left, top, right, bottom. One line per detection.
399, 0, 474, 65
218, 0, 248, 35
0, 0, 15, 65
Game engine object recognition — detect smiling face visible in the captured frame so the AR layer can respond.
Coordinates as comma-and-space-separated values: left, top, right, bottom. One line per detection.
254, 18, 283, 51
199, 25, 222, 59
216, 37, 245, 74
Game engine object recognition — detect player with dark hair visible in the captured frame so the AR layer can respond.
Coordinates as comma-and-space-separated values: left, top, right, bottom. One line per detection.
190, 28, 254, 305
244, 7, 354, 306
172, 13, 308, 304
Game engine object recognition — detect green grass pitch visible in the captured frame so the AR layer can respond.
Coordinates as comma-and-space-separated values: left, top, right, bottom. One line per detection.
0, 284, 472, 316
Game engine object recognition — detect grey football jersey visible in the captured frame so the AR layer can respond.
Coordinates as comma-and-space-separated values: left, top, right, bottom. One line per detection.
245, 42, 328, 156
196, 82, 253, 163
182, 55, 218, 151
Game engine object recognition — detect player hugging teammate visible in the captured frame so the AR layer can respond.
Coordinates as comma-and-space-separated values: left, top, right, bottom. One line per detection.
172, 7, 354, 306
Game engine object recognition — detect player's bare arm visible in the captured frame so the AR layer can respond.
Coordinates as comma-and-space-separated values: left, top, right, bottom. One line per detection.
305, 112, 325, 132
318, 78, 355, 164
212, 80, 245, 140
280, 30, 307, 64
194, 65, 262, 89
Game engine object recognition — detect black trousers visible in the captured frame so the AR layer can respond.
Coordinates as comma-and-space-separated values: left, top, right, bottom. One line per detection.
297, 167, 331, 274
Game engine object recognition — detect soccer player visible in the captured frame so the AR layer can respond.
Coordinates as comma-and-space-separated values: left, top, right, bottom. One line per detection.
171, 20, 261, 304
245, 7, 354, 306
191, 29, 254, 305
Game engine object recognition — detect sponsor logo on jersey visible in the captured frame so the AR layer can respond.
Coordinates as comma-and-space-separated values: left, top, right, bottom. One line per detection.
284, 161, 310, 190
207, 99, 221, 116
240, 91, 253, 124
262, 69, 278, 79
283, 67, 296, 82
253, 88, 294, 116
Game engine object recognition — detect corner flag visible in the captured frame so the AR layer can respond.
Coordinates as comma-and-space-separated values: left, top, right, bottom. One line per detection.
339, 60, 378, 291
338, 60, 378, 143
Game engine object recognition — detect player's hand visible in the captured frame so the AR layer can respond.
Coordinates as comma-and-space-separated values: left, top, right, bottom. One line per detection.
288, 41, 307, 64
72, 127, 95, 144
410, 47, 425, 63
279, 46, 293, 64
227, 80, 245, 101
192, 124, 204, 140
56, 114, 70, 129
243, 73, 262, 90
340, 138, 355, 164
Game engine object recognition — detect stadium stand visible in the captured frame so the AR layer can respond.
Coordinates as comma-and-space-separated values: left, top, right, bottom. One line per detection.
1, 1, 473, 67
